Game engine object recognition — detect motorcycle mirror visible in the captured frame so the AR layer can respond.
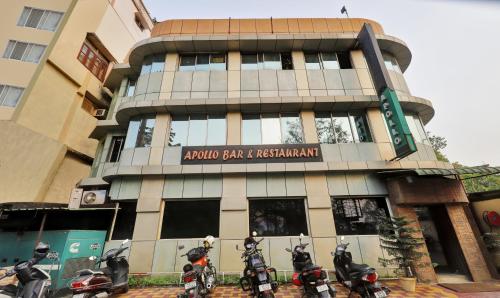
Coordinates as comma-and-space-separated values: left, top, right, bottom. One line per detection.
178, 245, 185, 250
285, 248, 292, 252
299, 233, 304, 239
252, 231, 257, 237
122, 239, 129, 245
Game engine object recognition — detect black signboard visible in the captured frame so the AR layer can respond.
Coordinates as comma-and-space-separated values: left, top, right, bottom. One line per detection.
180, 144, 323, 164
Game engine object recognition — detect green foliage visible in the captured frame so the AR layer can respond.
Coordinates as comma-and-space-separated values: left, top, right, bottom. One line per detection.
427, 131, 449, 162
129, 274, 182, 288
377, 215, 427, 278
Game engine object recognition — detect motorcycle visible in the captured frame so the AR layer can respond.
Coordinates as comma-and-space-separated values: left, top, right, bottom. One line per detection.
333, 236, 390, 298
177, 236, 217, 298
285, 233, 336, 297
0, 242, 53, 298
237, 231, 278, 298
69, 239, 130, 298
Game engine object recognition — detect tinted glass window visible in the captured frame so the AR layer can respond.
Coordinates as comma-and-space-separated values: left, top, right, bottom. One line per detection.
261, 113, 281, 144
315, 113, 335, 144
242, 114, 262, 145
196, 54, 210, 71
161, 200, 220, 238
349, 112, 373, 143
207, 115, 226, 145
332, 197, 389, 235
124, 116, 155, 148
332, 113, 354, 143
124, 119, 140, 149
124, 79, 136, 97
179, 54, 226, 71
209, 54, 226, 71
187, 114, 208, 146
262, 53, 281, 69
280, 113, 303, 144
179, 55, 196, 71
169, 115, 227, 146
305, 53, 321, 70
151, 54, 165, 72
249, 199, 308, 236
169, 115, 189, 146
321, 52, 340, 69
315, 112, 372, 144
241, 54, 259, 70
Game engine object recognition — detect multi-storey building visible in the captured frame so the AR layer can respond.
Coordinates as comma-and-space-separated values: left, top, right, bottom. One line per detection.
0, 0, 152, 203
81, 18, 492, 282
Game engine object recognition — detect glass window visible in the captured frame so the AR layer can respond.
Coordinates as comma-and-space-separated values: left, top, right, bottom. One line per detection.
242, 114, 262, 145
281, 52, 294, 70
77, 41, 109, 81
124, 116, 155, 148
241, 54, 259, 70
262, 53, 281, 69
0, 86, 24, 107
349, 112, 373, 143
209, 54, 226, 71
23, 44, 45, 63
195, 54, 210, 71
140, 56, 152, 75
179, 55, 196, 71
321, 52, 340, 69
405, 114, 428, 144
161, 200, 220, 238
383, 53, 401, 73
187, 114, 208, 146
124, 79, 136, 97
26, 8, 44, 28
413, 115, 429, 144
315, 113, 335, 144
249, 199, 308, 237
18, 7, 63, 32
280, 113, 304, 144
169, 115, 189, 146
17, 7, 31, 26
332, 113, 354, 143
10, 41, 28, 60
106, 136, 125, 162
261, 114, 282, 144
3, 41, 16, 59
332, 197, 389, 235
151, 54, 165, 73
241, 53, 292, 70
40, 11, 63, 31
111, 202, 137, 240
207, 115, 226, 145
304, 53, 321, 70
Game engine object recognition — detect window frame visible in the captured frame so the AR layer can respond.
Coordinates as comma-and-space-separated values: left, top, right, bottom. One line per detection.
3, 40, 46, 63
314, 111, 373, 144
106, 136, 126, 162
241, 52, 293, 70
0, 84, 24, 107
241, 113, 305, 145
305, 52, 341, 70
17, 7, 63, 32
168, 114, 227, 147
77, 41, 109, 82
178, 53, 227, 71
124, 115, 156, 149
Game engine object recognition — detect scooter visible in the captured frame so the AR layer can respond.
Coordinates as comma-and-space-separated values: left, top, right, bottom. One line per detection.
177, 236, 217, 298
285, 233, 336, 297
70, 239, 130, 297
0, 242, 53, 298
333, 236, 390, 298
237, 231, 278, 298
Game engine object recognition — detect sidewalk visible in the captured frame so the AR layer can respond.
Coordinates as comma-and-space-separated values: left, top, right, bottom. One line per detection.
118, 280, 500, 298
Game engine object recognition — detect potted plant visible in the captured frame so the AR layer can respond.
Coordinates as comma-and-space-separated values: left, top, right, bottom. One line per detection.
377, 215, 427, 292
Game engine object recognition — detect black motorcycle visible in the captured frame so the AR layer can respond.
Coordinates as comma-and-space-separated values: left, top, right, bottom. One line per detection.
333, 237, 390, 298
70, 239, 130, 297
237, 232, 278, 298
0, 242, 53, 298
286, 234, 336, 297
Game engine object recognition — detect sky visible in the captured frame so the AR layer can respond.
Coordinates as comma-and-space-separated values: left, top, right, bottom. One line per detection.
143, 0, 500, 166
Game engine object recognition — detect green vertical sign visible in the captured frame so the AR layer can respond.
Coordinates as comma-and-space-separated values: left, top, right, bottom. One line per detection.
380, 88, 417, 159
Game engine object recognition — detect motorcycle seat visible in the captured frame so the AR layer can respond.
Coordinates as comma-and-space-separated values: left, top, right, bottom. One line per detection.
348, 262, 371, 274
77, 269, 105, 276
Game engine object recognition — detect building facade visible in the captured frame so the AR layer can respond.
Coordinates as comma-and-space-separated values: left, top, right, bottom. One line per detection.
82, 18, 493, 282
0, 0, 152, 203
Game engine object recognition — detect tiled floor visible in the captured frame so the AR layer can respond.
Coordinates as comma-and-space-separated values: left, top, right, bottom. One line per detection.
118, 280, 499, 298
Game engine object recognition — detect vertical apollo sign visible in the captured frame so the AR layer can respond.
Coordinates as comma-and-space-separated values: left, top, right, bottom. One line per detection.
357, 24, 417, 159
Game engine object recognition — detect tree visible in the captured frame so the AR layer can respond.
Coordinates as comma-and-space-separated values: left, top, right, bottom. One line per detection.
427, 131, 449, 162
377, 216, 427, 278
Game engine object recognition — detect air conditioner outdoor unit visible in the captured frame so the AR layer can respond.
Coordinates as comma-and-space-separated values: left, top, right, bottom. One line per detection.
69, 188, 84, 209
93, 109, 107, 119
81, 190, 107, 206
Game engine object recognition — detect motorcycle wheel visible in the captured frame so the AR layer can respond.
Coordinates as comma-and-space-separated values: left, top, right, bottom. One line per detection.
258, 291, 275, 298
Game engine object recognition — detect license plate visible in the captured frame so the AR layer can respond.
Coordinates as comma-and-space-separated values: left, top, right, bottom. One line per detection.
316, 284, 329, 292
258, 283, 272, 292
184, 281, 197, 289
73, 294, 85, 298
374, 290, 387, 298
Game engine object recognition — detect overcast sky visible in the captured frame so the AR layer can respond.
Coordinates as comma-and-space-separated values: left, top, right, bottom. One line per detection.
143, 0, 500, 166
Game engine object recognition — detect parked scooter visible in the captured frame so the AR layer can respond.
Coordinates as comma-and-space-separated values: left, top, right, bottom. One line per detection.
69, 239, 130, 297
285, 233, 336, 297
333, 236, 390, 298
237, 231, 278, 298
177, 236, 217, 298
0, 242, 53, 298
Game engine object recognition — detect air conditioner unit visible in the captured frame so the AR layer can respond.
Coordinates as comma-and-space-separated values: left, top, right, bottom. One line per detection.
93, 109, 107, 119
81, 190, 106, 206
69, 188, 84, 209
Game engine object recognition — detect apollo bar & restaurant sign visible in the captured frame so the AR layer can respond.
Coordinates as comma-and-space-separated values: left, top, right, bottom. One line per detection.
181, 144, 322, 164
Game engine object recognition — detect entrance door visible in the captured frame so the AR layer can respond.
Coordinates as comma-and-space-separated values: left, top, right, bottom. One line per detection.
415, 205, 471, 280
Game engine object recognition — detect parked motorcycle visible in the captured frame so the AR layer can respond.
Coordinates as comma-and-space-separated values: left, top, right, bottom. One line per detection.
333, 236, 390, 298
69, 239, 130, 297
177, 236, 217, 298
0, 242, 53, 298
285, 233, 336, 297
237, 231, 278, 298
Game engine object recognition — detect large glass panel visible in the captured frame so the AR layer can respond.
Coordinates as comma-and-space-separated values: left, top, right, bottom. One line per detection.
169, 115, 189, 146
125, 79, 136, 97
349, 112, 372, 143
2, 87, 23, 107
261, 114, 281, 144
321, 52, 340, 69
413, 115, 429, 144
241, 54, 258, 70
140, 56, 152, 74
17, 7, 31, 26
280, 113, 304, 144
207, 115, 226, 145
383, 53, 394, 71
304, 53, 321, 70
262, 53, 281, 70
242, 114, 262, 145
25, 8, 43, 28
136, 117, 155, 147
24, 44, 45, 63
187, 114, 207, 146
210, 54, 226, 70
405, 115, 422, 143
195, 54, 210, 71
315, 113, 335, 144
332, 113, 354, 143
179, 55, 196, 71
40, 11, 63, 31
124, 119, 140, 149
10, 42, 28, 60
332, 197, 389, 235
151, 54, 165, 72
161, 200, 220, 238
249, 199, 308, 236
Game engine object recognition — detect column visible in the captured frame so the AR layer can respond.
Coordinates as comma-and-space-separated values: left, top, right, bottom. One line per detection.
160, 53, 178, 100
227, 51, 241, 98
292, 51, 310, 97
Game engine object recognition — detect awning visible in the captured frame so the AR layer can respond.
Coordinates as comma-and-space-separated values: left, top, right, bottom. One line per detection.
379, 166, 500, 179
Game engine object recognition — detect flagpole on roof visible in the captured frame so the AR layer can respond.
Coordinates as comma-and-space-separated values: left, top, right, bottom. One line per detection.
341, 5, 350, 18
